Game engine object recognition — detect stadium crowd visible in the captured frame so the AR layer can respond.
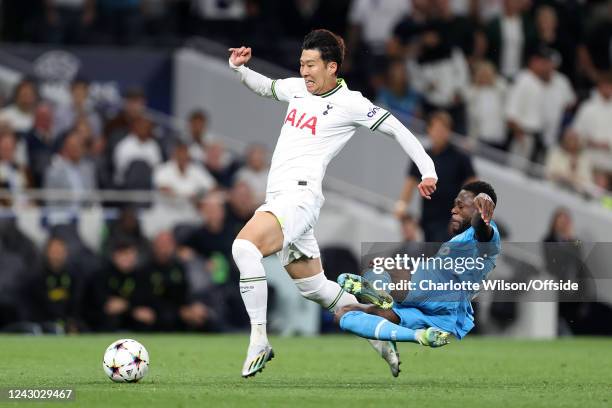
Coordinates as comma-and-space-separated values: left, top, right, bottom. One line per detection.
0, 73, 275, 333
0, 1, 611, 335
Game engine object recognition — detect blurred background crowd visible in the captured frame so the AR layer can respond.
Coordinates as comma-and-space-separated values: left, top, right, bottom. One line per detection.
0, 0, 610, 336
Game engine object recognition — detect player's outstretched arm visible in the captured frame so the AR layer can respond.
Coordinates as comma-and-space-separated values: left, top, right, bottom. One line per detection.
228, 46, 277, 99
376, 115, 438, 200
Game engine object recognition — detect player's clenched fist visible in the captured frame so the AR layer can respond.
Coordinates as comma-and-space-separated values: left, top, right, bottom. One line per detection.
229, 46, 252, 66
418, 177, 437, 200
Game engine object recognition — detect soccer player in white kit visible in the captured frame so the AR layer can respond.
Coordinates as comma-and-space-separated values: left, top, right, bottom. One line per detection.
229, 29, 438, 378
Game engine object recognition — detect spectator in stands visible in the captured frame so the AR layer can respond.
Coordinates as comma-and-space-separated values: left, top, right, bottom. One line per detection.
395, 111, 476, 242
0, 78, 38, 134
572, 72, 612, 167
0, 128, 28, 204
148, 231, 216, 331
582, 1, 612, 84
104, 87, 147, 152
234, 143, 268, 204
545, 129, 594, 194
204, 140, 239, 188
485, 0, 537, 80
465, 61, 508, 151
407, 21, 470, 133
154, 142, 217, 210
54, 79, 102, 140
96, 238, 156, 331
534, 5, 576, 84
275, 0, 325, 39
180, 192, 237, 284
506, 46, 574, 165
225, 180, 257, 235
42, 0, 96, 44
388, 0, 432, 60
113, 116, 162, 187
25, 103, 56, 187
44, 131, 97, 206
345, 0, 411, 76
101, 206, 150, 262
429, 0, 475, 56
28, 236, 85, 333
186, 109, 209, 163
375, 59, 422, 121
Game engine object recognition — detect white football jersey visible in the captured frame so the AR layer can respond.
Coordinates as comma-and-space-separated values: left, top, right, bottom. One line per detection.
266, 78, 391, 196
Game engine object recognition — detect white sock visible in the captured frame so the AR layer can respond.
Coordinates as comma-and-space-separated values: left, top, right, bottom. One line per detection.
232, 239, 268, 346
293, 271, 387, 352
292, 271, 357, 312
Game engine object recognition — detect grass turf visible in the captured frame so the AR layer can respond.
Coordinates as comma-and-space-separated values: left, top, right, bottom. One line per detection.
0, 334, 610, 408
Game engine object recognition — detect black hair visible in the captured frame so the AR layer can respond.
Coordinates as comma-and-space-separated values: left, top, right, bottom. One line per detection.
462, 181, 497, 206
189, 109, 208, 121
302, 29, 345, 73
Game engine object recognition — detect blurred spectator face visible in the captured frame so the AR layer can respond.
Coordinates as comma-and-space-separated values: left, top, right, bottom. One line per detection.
189, 113, 207, 140
229, 181, 256, 216
71, 81, 89, 107
118, 207, 140, 235
529, 56, 554, 81
400, 215, 418, 242
0, 132, 17, 162
474, 62, 496, 86
206, 141, 226, 170
434, 0, 451, 16
34, 103, 53, 133
124, 94, 146, 119
503, 0, 522, 15
62, 133, 84, 163
112, 246, 138, 273
246, 144, 267, 171
387, 61, 408, 92
552, 209, 573, 239
597, 75, 612, 100
132, 117, 152, 141
152, 231, 176, 264
14, 81, 37, 111
561, 130, 581, 154
536, 6, 557, 34
199, 193, 226, 227
174, 144, 190, 170
46, 238, 68, 272
427, 114, 452, 148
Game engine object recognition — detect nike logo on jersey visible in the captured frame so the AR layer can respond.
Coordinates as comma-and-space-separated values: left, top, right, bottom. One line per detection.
293, 96, 304, 98
285, 108, 317, 135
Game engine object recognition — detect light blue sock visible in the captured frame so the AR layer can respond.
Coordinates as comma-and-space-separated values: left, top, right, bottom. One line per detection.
339, 310, 417, 342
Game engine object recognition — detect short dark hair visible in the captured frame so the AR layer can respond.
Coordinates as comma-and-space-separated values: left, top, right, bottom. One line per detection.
462, 181, 497, 206
302, 29, 345, 73
189, 109, 208, 121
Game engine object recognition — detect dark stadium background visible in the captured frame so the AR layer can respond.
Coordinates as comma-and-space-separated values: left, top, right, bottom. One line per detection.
0, 0, 611, 340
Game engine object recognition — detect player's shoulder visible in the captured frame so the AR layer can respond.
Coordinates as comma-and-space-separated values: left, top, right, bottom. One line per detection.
274, 77, 306, 97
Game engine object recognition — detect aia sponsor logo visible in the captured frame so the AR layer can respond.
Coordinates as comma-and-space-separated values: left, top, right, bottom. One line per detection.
367, 106, 381, 118
285, 108, 317, 135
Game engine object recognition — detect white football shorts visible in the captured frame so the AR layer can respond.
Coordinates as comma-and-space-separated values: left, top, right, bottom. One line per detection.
256, 186, 324, 266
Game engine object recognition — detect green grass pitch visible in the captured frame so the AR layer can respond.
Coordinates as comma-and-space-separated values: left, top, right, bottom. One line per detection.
0, 334, 611, 408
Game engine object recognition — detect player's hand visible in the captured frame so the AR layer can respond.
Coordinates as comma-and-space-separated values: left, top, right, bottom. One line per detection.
105, 297, 128, 315
474, 193, 495, 225
229, 46, 252, 67
418, 178, 437, 200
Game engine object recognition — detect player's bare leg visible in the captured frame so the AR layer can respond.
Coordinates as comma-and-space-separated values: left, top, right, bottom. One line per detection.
233, 211, 282, 378
285, 258, 401, 377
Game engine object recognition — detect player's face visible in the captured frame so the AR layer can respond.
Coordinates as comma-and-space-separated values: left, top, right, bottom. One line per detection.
300, 49, 337, 94
450, 190, 476, 235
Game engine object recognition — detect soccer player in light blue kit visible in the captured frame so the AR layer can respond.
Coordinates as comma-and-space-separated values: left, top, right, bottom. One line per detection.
336, 181, 501, 350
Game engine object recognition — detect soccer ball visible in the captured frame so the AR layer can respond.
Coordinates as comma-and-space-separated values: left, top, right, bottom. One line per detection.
103, 339, 149, 383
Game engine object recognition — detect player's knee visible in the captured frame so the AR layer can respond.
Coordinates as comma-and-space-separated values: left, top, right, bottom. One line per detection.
231, 239, 263, 275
